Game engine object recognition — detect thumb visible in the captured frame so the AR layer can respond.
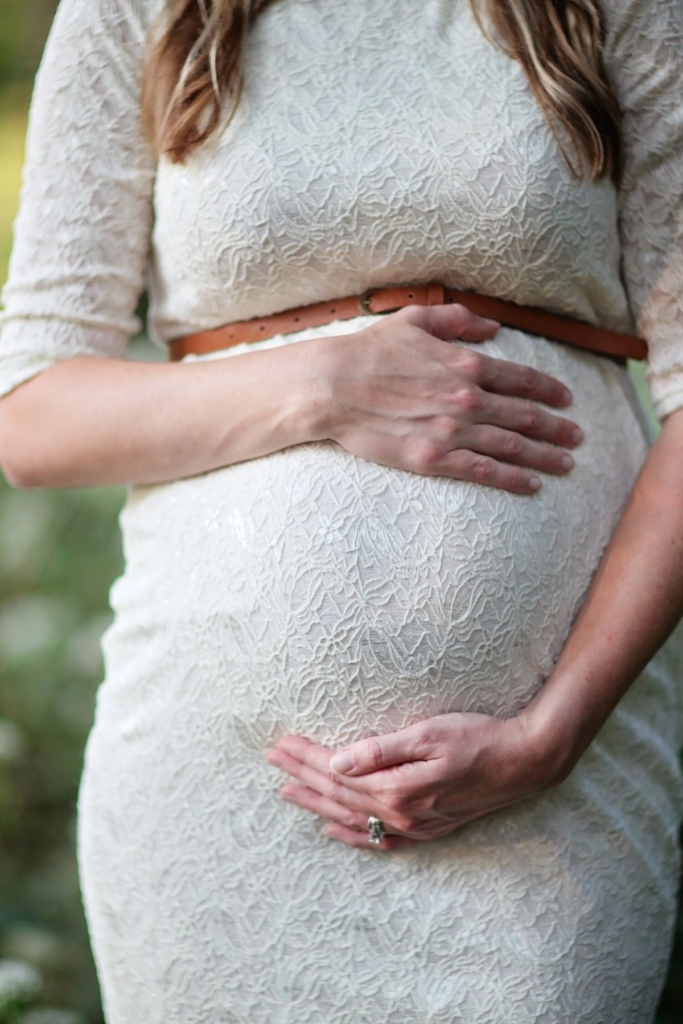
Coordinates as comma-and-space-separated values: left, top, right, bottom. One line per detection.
411, 302, 500, 344
329, 725, 425, 777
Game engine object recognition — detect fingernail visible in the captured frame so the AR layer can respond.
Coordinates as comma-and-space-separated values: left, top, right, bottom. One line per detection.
571, 427, 584, 444
529, 476, 542, 492
561, 388, 573, 406
561, 454, 574, 471
483, 318, 500, 329
329, 750, 354, 774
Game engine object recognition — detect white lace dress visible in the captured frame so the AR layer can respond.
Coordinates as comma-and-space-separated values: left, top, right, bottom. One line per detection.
2, 0, 683, 1021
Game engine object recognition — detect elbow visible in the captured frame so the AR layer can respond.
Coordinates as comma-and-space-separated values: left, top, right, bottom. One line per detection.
0, 446, 46, 491
0, 459, 44, 491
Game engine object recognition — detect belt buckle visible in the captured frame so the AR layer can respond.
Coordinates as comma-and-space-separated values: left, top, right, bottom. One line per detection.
358, 287, 385, 315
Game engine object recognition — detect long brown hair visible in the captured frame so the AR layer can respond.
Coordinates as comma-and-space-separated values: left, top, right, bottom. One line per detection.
142, 0, 622, 182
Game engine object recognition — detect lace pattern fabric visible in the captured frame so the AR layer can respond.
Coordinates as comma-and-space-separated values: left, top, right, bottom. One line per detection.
1, 0, 683, 1020
0, 0, 682, 417
79, 319, 683, 1024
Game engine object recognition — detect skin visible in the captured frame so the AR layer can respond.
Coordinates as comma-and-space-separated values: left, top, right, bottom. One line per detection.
268, 408, 683, 850
0, 304, 582, 490
0, 301, 601, 851
6, 300, 678, 853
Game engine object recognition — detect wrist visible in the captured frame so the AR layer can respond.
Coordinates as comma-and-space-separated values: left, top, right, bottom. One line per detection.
515, 679, 597, 788
248, 335, 339, 448
289, 333, 353, 444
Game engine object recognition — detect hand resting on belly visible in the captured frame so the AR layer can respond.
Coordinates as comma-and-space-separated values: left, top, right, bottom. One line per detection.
0, 303, 581, 491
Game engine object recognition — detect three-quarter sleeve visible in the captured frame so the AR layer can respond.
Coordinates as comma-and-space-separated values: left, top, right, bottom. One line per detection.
603, 0, 683, 421
0, 0, 157, 399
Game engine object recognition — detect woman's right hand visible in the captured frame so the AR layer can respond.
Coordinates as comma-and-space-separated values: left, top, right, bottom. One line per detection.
0, 301, 581, 492
315, 303, 583, 494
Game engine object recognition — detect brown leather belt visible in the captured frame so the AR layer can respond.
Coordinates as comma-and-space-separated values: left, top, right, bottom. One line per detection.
168, 283, 647, 362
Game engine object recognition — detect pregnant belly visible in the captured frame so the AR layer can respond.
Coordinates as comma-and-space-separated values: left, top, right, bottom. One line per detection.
103, 347, 648, 754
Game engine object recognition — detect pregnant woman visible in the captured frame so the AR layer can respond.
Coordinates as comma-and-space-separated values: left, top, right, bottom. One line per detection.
1, 0, 683, 1020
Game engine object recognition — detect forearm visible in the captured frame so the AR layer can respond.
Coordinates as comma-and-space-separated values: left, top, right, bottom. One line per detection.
0, 342, 329, 488
0, 305, 584, 492
525, 407, 683, 775
268, 412, 683, 843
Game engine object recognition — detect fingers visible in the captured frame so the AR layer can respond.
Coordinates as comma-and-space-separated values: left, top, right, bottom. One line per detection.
478, 392, 583, 448
270, 735, 429, 813
267, 740, 385, 814
281, 782, 371, 831
400, 307, 579, 415
280, 780, 413, 850
271, 735, 333, 774
328, 728, 426, 777
273, 734, 410, 790
448, 347, 575, 410
463, 425, 575, 477
324, 822, 414, 851
282, 783, 410, 851
270, 737, 440, 846
400, 303, 500, 344
432, 450, 544, 495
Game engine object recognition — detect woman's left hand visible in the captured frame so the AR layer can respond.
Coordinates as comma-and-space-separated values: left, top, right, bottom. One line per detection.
267, 710, 570, 851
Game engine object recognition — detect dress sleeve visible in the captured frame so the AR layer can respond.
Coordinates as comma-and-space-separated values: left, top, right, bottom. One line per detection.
0, 0, 157, 399
602, 0, 683, 422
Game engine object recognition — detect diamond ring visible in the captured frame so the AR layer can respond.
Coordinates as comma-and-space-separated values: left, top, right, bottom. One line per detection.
367, 816, 386, 845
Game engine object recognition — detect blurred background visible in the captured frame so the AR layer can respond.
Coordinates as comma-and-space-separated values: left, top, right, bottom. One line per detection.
0, 1, 681, 1022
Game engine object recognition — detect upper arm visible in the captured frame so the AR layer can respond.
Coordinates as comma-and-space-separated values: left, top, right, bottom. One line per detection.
603, 0, 683, 421
0, 0, 158, 401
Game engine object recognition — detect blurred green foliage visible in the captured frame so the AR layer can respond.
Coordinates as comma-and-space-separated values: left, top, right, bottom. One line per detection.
0, 1, 680, 1021
0, 1, 57, 85
0, 475, 122, 1022
1, 2, 115, 1018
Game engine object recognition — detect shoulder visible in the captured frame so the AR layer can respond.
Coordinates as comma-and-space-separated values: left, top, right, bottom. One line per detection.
49, 0, 165, 40
38, 0, 167, 89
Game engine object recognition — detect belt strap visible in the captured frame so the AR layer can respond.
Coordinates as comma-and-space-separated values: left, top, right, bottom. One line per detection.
168, 283, 647, 362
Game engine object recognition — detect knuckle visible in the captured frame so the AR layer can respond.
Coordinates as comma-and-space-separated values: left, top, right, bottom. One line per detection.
517, 366, 538, 394
454, 304, 488, 334
433, 415, 458, 444
451, 384, 483, 416
389, 815, 417, 831
395, 304, 422, 326
392, 814, 419, 834
326, 779, 346, 805
520, 402, 542, 432
382, 786, 408, 815
419, 792, 439, 816
471, 454, 496, 484
415, 721, 441, 749
502, 432, 524, 459
455, 349, 484, 379
407, 439, 444, 474
506, 467, 527, 491
364, 736, 386, 773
